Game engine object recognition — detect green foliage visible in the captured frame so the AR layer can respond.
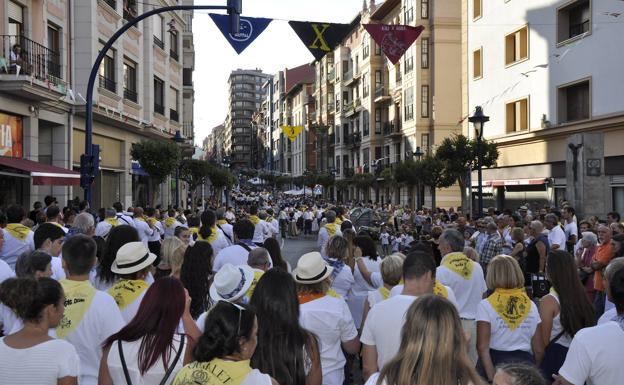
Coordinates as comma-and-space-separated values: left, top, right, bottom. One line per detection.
303, 171, 318, 188
316, 173, 335, 188
420, 155, 455, 190
260, 173, 276, 185
435, 134, 499, 188
179, 159, 211, 191
293, 176, 304, 187
208, 165, 235, 189
130, 139, 181, 184
335, 179, 350, 189
379, 167, 395, 186
275, 175, 291, 187
393, 160, 423, 187
239, 169, 258, 178
352, 173, 376, 189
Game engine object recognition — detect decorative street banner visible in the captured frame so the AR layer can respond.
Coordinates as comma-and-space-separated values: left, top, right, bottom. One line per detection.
363, 24, 425, 64
289, 21, 353, 60
210, 14, 273, 54
281, 125, 303, 142
0, 112, 23, 158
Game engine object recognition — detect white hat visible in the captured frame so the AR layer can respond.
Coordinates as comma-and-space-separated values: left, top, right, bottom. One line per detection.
292, 252, 333, 284
111, 242, 157, 274
209, 264, 254, 302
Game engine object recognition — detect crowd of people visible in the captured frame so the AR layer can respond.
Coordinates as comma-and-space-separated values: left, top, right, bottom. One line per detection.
0, 194, 623, 385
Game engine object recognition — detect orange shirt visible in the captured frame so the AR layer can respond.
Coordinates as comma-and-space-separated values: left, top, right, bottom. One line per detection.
593, 242, 614, 292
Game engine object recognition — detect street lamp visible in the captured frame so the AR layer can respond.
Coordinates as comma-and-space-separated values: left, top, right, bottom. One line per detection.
172, 130, 185, 208
468, 106, 489, 219
406, 146, 425, 208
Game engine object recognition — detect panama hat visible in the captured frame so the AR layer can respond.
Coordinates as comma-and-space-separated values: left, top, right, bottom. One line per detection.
293, 251, 333, 284
209, 264, 254, 302
111, 242, 157, 274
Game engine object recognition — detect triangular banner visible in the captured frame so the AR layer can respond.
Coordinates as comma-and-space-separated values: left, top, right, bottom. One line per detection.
363, 24, 425, 64
281, 125, 303, 142
210, 14, 272, 54
289, 21, 352, 60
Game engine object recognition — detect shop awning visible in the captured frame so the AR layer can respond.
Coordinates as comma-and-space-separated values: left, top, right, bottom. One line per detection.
131, 161, 149, 177
0, 157, 80, 185
472, 178, 548, 187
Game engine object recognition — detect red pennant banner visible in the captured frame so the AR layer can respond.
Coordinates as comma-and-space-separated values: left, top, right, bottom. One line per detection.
363, 24, 425, 65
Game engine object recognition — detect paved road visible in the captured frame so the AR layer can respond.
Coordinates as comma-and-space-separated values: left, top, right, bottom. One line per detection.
281, 235, 319, 269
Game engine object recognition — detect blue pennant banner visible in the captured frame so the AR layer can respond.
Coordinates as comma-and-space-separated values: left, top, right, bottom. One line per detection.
209, 14, 273, 54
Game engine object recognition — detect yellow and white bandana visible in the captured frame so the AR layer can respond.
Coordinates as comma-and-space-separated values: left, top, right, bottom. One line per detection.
107, 279, 149, 311
441, 252, 474, 280
487, 288, 531, 330
57, 280, 97, 339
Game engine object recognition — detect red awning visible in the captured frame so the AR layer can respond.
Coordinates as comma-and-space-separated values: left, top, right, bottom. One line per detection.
0, 157, 80, 186
472, 178, 548, 187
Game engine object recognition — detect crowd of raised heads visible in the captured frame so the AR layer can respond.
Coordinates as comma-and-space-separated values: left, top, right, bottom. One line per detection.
0, 195, 623, 385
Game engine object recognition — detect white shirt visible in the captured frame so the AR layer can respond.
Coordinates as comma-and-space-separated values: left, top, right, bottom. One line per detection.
548, 225, 567, 250
50, 255, 66, 281
0, 227, 35, 268
545, 292, 573, 348
149, 220, 164, 242
330, 264, 355, 299
299, 295, 358, 384
0, 303, 21, 335
379, 233, 390, 245
360, 295, 417, 370
0, 338, 80, 384
252, 220, 271, 244
0, 259, 14, 283
348, 257, 381, 328
389, 284, 459, 310
115, 213, 136, 228
217, 223, 234, 245
436, 254, 487, 319
564, 222, 578, 240
118, 289, 147, 324
225, 211, 236, 222
95, 221, 114, 238
134, 219, 154, 245
317, 225, 342, 256
598, 308, 617, 325
558, 321, 624, 385
476, 297, 541, 352
163, 219, 183, 238
365, 373, 385, 385
212, 244, 262, 273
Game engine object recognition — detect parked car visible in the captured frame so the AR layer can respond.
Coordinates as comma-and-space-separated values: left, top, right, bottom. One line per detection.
349, 207, 386, 240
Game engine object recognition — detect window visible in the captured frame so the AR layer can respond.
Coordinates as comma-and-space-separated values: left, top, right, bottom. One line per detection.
557, 0, 590, 43
613, 187, 624, 216
336, 156, 341, 173
505, 26, 529, 66
170, 30, 179, 60
102, 0, 117, 10
404, 87, 414, 121
421, 0, 429, 19
98, 42, 116, 92
404, 48, 413, 74
374, 41, 381, 55
473, 0, 482, 20
421, 38, 429, 68
421, 85, 429, 118
362, 34, 370, 59
404, 6, 414, 23
363, 72, 369, 98
47, 24, 61, 78
123, 59, 137, 102
505, 97, 528, 132
363, 111, 370, 137
154, 77, 164, 115
8, 1, 24, 40
473, 48, 482, 79
375, 109, 382, 134
123, 0, 137, 21
421, 133, 430, 152
342, 60, 349, 75
153, 15, 164, 49
558, 79, 590, 123
183, 68, 192, 86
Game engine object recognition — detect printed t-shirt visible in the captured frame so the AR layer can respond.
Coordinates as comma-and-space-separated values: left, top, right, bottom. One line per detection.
173, 360, 271, 385
436, 252, 487, 319
107, 279, 149, 323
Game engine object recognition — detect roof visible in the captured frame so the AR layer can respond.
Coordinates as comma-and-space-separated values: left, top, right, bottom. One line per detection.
370, 0, 400, 21
285, 64, 315, 94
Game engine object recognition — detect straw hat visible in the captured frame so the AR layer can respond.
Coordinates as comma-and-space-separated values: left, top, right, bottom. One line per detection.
209, 264, 254, 302
293, 252, 333, 284
111, 242, 157, 274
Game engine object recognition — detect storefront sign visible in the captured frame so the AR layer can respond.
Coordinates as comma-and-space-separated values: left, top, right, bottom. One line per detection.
0, 113, 23, 158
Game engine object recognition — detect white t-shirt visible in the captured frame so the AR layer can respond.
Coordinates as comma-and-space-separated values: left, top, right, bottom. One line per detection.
206, 229, 230, 257
50, 255, 66, 281
134, 219, 154, 245
0, 338, 80, 384
564, 222, 578, 241
0, 259, 15, 283
558, 321, 624, 385
299, 295, 358, 385
365, 373, 385, 385
163, 220, 183, 238
476, 298, 541, 352
0, 227, 35, 268
118, 289, 148, 324
436, 255, 487, 319
389, 284, 459, 310
360, 295, 418, 370
216, 223, 234, 245
548, 225, 567, 250
598, 308, 617, 325
317, 226, 342, 256
379, 233, 390, 245
212, 244, 260, 273
0, 303, 21, 335
330, 264, 355, 299
349, 257, 381, 327
116, 213, 136, 228
544, 292, 572, 348
95, 221, 114, 238
148, 221, 164, 242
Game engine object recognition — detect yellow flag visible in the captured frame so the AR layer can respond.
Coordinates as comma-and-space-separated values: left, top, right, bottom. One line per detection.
281, 125, 303, 142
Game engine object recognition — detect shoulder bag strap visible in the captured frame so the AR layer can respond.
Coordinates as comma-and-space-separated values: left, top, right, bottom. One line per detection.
218, 224, 232, 242
548, 330, 566, 347
118, 339, 133, 385
236, 242, 252, 252
159, 334, 186, 385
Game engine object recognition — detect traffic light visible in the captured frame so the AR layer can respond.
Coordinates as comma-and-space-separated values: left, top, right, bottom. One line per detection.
79, 144, 101, 188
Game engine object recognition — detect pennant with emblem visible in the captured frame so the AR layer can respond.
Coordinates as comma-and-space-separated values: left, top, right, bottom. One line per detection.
281, 125, 303, 142
363, 24, 425, 64
289, 21, 352, 60
209, 14, 272, 54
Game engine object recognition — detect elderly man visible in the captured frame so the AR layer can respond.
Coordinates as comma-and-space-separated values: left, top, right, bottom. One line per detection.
71, 212, 95, 237
593, 224, 614, 317
545, 213, 566, 251
480, 221, 503, 272
95, 209, 118, 238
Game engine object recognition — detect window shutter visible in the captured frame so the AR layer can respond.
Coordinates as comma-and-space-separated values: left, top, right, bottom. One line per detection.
9, 1, 24, 22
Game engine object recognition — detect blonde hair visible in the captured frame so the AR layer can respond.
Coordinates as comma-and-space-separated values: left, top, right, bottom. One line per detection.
325, 235, 348, 262
160, 237, 185, 269
170, 245, 187, 278
511, 227, 525, 242
486, 255, 525, 289
377, 295, 482, 385
381, 254, 404, 286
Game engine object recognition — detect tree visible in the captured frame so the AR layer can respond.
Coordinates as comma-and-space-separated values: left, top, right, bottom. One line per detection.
352, 173, 376, 201
275, 175, 291, 189
420, 155, 456, 209
435, 134, 499, 212
130, 139, 181, 205
208, 165, 236, 190
316, 173, 335, 198
179, 159, 211, 209
393, 160, 424, 208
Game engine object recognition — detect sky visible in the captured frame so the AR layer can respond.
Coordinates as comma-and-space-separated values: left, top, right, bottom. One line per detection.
192, 0, 367, 145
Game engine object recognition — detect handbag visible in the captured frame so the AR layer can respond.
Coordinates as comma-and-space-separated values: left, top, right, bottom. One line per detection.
540, 330, 567, 384
531, 273, 550, 298
118, 334, 186, 385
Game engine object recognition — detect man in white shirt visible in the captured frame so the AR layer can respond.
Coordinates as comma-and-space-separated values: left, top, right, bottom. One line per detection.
45, 206, 69, 233
145, 207, 164, 261
216, 208, 234, 245
225, 207, 236, 223
59, 235, 125, 385
360, 250, 437, 381
111, 202, 134, 228
265, 208, 279, 239
545, 213, 566, 251
214, 219, 270, 273
132, 207, 154, 246
562, 206, 578, 253
318, 210, 342, 256
437, 228, 487, 364
163, 209, 182, 238
251, 211, 271, 246
0, 205, 35, 268
95, 209, 118, 238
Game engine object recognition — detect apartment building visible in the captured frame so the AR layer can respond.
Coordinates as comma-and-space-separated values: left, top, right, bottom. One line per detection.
465, 0, 624, 215
203, 122, 224, 162
284, 64, 315, 177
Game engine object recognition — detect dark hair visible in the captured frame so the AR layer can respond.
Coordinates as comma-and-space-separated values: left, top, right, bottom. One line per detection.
199, 210, 216, 240
403, 250, 436, 281
15, 251, 52, 278
263, 238, 287, 271
0, 277, 62, 322
608, 211, 621, 223
194, 301, 256, 362
497, 363, 547, 385
354, 235, 379, 261
113, 202, 124, 212
104, 277, 186, 375
46, 206, 61, 220
249, 206, 258, 215
44, 195, 56, 206
546, 251, 595, 336
180, 242, 213, 318
340, 220, 353, 232
250, 269, 314, 385
33, 223, 65, 249
145, 207, 155, 217
97, 225, 139, 283
609, 264, 624, 312
187, 215, 200, 228
612, 234, 624, 259
234, 219, 255, 240
62, 234, 97, 276
174, 226, 189, 238
6, 205, 25, 223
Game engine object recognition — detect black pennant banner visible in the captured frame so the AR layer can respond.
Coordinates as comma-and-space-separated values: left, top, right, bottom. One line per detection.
288, 21, 352, 60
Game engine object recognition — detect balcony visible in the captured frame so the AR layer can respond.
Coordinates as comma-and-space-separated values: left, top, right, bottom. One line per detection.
102, 0, 117, 10
170, 50, 179, 61
346, 132, 361, 148
123, 87, 138, 102
327, 102, 335, 113
170, 109, 179, 122
344, 167, 355, 178
1, 35, 62, 81
153, 36, 164, 50
154, 103, 165, 115
98, 75, 116, 93
123, 1, 137, 21
374, 86, 392, 103
327, 69, 335, 82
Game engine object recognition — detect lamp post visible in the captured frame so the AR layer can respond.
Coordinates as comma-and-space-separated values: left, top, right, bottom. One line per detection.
222, 155, 231, 207
406, 146, 425, 208
468, 106, 489, 219
172, 130, 185, 208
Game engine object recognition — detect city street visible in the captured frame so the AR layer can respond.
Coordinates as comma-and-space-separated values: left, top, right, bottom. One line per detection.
281, 235, 318, 269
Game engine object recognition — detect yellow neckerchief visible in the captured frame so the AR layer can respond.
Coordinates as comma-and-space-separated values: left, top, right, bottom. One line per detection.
173, 359, 252, 385
147, 217, 158, 226
433, 280, 448, 298
135, 217, 146, 222
5, 223, 31, 241
188, 227, 199, 236
107, 279, 149, 311
57, 280, 97, 339
298, 292, 326, 304
441, 252, 474, 280
51, 222, 64, 229
378, 286, 391, 300
217, 219, 228, 226
248, 215, 260, 225
105, 218, 119, 227
266, 216, 274, 223
487, 287, 532, 330
324, 223, 337, 237
327, 289, 342, 298
245, 270, 265, 300
335, 217, 343, 225
164, 217, 177, 228
197, 227, 219, 243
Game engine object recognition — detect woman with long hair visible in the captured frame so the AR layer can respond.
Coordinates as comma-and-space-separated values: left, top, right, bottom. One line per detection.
156, 237, 186, 278
324, 235, 355, 298
180, 242, 213, 319
349, 235, 382, 328
99, 277, 201, 385
263, 237, 290, 272
538, 250, 595, 382
94, 225, 139, 291
197, 210, 229, 256
250, 269, 322, 385
366, 295, 482, 385
173, 301, 277, 385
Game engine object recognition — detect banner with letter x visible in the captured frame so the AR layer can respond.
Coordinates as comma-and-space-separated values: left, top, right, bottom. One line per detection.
288, 21, 352, 60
